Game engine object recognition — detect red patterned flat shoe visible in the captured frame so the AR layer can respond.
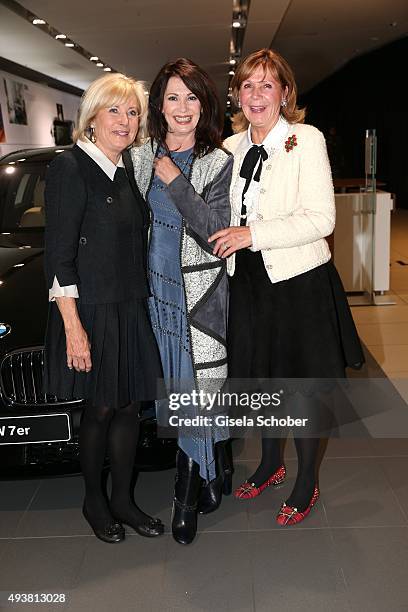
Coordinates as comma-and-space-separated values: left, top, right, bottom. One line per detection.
234, 465, 286, 500
276, 485, 320, 526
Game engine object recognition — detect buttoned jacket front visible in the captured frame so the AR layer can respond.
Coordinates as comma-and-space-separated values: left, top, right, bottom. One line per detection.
224, 122, 335, 282
44, 145, 150, 304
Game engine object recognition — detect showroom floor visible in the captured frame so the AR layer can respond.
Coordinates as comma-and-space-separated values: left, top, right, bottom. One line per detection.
1, 210, 408, 612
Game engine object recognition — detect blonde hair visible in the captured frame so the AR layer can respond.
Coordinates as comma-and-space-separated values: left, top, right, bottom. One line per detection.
74, 73, 148, 145
230, 48, 305, 133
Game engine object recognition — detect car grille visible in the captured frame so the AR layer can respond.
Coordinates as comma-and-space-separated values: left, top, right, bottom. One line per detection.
0, 348, 81, 406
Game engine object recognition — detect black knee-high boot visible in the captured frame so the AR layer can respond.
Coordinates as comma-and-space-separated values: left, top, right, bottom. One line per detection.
172, 448, 203, 545
198, 440, 233, 515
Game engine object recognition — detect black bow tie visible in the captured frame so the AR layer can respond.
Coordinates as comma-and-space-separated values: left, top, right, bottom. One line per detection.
240, 145, 268, 183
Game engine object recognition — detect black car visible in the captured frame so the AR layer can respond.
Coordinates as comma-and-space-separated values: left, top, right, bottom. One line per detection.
0, 146, 175, 476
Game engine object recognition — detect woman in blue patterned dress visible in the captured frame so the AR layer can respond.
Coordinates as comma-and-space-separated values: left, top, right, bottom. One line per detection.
132, 58, 233, 544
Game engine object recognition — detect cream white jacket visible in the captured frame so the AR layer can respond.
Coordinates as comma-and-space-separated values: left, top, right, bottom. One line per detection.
224, 122, 334, 282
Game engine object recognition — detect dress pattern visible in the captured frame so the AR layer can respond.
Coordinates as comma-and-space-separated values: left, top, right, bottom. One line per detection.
147, 148, 227, 481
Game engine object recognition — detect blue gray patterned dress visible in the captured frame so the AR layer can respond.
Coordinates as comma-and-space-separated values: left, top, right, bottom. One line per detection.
147, 148, 227, 481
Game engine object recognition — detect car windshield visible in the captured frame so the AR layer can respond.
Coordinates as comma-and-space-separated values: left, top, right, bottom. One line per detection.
0, 162, 46, 231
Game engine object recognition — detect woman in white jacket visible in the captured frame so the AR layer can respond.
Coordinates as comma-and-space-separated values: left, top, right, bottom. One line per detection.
210, 48, 363, 525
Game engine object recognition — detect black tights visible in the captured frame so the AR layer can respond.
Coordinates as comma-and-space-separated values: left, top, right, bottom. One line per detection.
80, 402, 151, 524
248, 437, 320, 512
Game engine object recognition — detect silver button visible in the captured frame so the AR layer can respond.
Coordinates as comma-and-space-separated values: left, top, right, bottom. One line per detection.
266, 165, 272, 170
106, 196, 113, 204
79, 236, 87, 245
260, 188, 266, 194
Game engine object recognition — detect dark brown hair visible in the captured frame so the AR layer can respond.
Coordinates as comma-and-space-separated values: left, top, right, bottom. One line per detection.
231, 48, 305, 133
147, 58, 223, 157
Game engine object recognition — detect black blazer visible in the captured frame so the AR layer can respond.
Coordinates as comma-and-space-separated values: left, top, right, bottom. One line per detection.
44, 145, 150, 304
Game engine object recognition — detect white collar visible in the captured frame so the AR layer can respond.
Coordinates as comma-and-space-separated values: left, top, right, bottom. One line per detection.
246, 115, 289, 152
76, 137, 125, 181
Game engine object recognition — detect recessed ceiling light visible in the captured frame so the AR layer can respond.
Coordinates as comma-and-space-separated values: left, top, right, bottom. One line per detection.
17, 158, 26, 162
55, 34, 67, 39
55, 150, 64, 153
90, 57, 99, 61
229, 58, 236, 65
232, 20, 241, 28
96, 62, 104, 67
229, 70, 235, 76
103, 67, 112, 72
5, 167, 15, 174
32, 18, 46, 25
65, 42, 75, 47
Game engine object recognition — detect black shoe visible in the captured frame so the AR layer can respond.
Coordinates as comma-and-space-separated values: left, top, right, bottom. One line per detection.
110, 504, 165, 538
198, 441, 233, 515
82, 504, 125, 544
172, 449, 202, 545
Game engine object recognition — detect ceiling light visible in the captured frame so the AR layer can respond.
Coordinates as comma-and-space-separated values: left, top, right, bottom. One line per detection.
96, 62, 104, 67
32, 18, 46, 25
55, 150, 64, 153
90, 57, 99, 61
55, 34, 66, 39
229, 58, 237, 65
65, 42, 75, 47
103, 67, 112, 72
226, 101, 231, 106
17, 158, 26, 162
232, 20, 241, 28
5, 167, 15, 174
229, 70, 235, 76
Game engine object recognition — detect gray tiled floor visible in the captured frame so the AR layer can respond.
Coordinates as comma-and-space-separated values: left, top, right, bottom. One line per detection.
2, 437, 408, 611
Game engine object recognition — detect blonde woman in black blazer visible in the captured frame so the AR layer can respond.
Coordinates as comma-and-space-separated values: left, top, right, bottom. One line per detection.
44, 73, 164, 543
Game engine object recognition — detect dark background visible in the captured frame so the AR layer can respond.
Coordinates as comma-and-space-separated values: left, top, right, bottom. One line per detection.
300, 36, 408, 209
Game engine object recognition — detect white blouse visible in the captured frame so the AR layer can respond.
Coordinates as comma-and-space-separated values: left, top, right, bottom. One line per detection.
232, 115, 289, 231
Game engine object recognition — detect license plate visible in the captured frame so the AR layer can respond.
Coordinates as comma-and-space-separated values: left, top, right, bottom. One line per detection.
0, 413, 71, 445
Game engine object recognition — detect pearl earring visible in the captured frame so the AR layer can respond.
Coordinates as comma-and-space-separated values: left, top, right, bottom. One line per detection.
281, 99, 288, 108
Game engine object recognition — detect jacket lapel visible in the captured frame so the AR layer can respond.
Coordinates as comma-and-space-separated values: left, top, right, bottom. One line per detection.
122, 148, 149, 224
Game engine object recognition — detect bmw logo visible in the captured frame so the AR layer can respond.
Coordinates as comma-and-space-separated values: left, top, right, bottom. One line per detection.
0, 323, 11, 338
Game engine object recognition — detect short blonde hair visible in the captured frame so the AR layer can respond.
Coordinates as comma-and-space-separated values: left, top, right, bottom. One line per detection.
74, 73, 148, 145
230, 48, 305, 133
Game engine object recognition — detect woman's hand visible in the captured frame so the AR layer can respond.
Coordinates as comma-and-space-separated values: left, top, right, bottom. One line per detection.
208, 226, 252, 258
65, 324, 92, 373
55, 296, 92, 373
153, 155, 181, 185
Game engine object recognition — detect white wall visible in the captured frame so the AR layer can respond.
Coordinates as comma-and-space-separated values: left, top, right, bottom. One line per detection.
0, 69, 80, 157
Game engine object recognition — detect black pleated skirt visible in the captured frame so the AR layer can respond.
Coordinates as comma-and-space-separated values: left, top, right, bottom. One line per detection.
44, 298, 163, 408
228, 250, 364, 380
